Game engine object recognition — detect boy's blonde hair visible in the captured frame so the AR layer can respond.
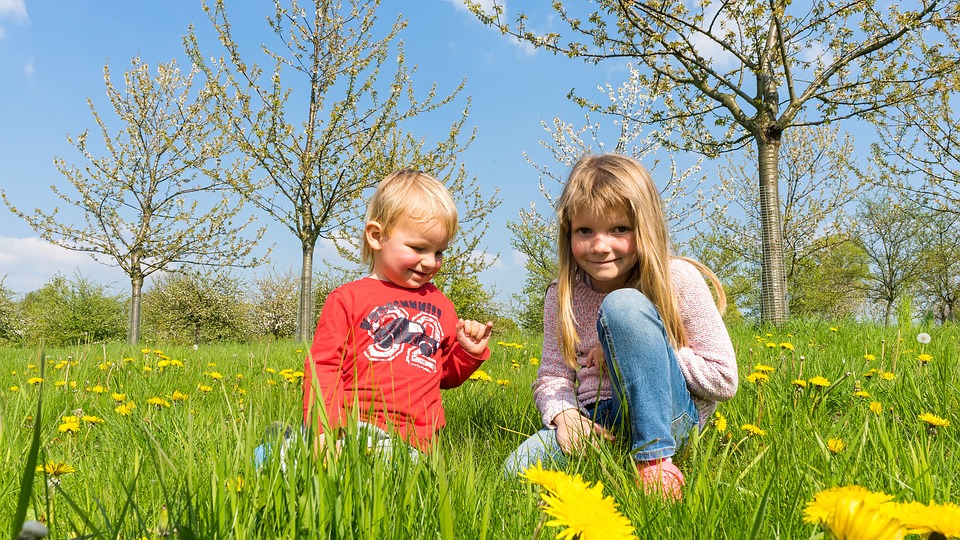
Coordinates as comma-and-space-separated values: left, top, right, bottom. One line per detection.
554, 154, 726, 370
361, 169, 459, 271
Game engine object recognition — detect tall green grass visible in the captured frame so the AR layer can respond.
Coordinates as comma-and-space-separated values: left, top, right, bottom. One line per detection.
1, 323, 958, 538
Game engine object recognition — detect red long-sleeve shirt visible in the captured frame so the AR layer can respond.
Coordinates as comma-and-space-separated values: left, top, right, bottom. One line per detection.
302, 277, 488, 450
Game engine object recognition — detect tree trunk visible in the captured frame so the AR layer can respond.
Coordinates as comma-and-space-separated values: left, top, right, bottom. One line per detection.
128, 274, 144, 345
757, 136, 788, 325
297, 243, 315, 343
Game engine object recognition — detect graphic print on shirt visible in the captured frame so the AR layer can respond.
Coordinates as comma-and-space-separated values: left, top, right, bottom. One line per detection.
359, 303, 443, 373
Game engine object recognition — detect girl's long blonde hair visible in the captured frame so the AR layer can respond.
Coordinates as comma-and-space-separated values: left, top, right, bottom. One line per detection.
554, 154, 726, 370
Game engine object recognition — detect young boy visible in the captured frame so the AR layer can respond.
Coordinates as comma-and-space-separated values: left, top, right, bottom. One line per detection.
302, 169, 493, 453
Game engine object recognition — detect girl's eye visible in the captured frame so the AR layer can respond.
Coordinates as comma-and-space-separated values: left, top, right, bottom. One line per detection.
613, 226, 631, 234
575, 227, 592, 235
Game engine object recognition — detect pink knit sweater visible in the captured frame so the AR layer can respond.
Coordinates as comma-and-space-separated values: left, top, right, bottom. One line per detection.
533, 258, 738, 429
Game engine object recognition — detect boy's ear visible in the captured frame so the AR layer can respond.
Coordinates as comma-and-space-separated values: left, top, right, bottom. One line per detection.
365, 221, 385, 250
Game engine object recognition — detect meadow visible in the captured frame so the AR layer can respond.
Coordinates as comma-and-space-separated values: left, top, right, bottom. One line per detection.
2, 321, 958, 539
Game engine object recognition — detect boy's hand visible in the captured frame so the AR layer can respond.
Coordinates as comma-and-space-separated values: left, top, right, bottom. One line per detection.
456, 318, 494, 357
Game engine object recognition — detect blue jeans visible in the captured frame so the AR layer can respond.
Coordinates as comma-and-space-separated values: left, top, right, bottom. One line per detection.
504, 288, 698, 475
254, 421, 420, 470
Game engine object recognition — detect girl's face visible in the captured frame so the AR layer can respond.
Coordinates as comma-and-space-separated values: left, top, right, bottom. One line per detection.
570, 206, 638, 293
366, 216, 449, 289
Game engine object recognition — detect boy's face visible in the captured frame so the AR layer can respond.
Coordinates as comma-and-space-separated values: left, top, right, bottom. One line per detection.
365, 216, 449, 289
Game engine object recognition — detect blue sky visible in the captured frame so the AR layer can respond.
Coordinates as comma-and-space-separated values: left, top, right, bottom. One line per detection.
0, 0, 673, 308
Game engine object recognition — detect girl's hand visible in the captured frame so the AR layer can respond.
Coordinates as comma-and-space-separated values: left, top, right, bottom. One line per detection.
584, 345, 605, 371
456, 319, 494, 357
553, 408, 614, 454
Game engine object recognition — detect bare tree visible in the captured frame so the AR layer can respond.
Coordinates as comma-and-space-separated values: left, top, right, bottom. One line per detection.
186, 0, 492, 342
872, 89, 960, 213
855, 191, 923, 325
469, 0, 960, 324
2, 57, 263, 344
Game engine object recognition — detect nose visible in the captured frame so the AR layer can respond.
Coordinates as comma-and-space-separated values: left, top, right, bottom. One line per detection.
590, 234, 611, 253
420, 253, 440, 271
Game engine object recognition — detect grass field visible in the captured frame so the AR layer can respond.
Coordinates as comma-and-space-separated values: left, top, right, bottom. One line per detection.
2, 321, 958, 539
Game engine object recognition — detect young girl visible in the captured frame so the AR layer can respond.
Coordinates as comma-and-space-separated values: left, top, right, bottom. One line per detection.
503, 154, 738, 499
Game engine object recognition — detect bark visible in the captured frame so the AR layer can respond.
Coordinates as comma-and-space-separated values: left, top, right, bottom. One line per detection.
128, 273, 144, 345
297, 242, 315, 343
757, 136, 788, 324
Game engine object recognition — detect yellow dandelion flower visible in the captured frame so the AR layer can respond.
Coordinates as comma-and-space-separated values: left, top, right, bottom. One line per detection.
869, 402, 883, 415
754, 363, 775, 373
864, 354, 876, 361
27, 377, 43, 385
853, 390, 870, 398
530, 357, 540, 365
157, 360, 170, 369
88, 384, 107, 394
54, 380, 66, 388
746, 372, 769, 384
197, 384, 213, 393
9, 385, 19, 391
208, 372, 223, 381
864, 368, 878, 378
115, 403, 134, 416
153, 349, 163, 355
917, 353, 932, 364
879, 371, 895, 381
58, 421, 80, 433
830, 327, 839, 332
82, 415, 105, 424
827, 438, 845, 454
741, 424, 766, 437
267, 379, 277, 386
765, 341, 777, 348
140, 348, 151, 354
169, 359, 184, 367
540, 479, 637, 540
803, 485, 894, 525
62, 415, 78, 423
792, 379, 807, 388
469, 369, 493, 382
171, 390, 189, 401
808, 376, 831, 388
714, 411, 728, 434
207, 362, 217, 367
142, 366, 153, 373
890, 500, 960, 538
496, 379, 511, 386
918, 413, 949, 428
147, 397, 171, 408
111, 393, 126, 402
266, 367, 277, 374
122, 357, 135, 363
780, 342, 794, 351
521, 462, 587, 494
36, 462, 77, 476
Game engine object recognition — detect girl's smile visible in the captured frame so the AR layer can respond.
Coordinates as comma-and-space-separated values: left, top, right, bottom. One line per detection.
570, 207, 639, 293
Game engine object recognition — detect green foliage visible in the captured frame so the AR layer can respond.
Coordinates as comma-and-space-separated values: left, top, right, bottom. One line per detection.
18, 274, 125, 346
141, 271, 250, 345
0, 278, 22, 344
788, 236, 870, 320
250, 268, 299, 340
1, 323, 958, 537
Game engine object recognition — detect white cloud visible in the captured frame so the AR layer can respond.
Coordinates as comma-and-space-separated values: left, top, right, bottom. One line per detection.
0, 236, 126, 294
0, 0, 27, 21
23, 58, 33, 77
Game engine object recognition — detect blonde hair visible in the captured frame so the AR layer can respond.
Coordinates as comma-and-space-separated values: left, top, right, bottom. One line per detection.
361, 169, 459, 271
554, 154, 726, 370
